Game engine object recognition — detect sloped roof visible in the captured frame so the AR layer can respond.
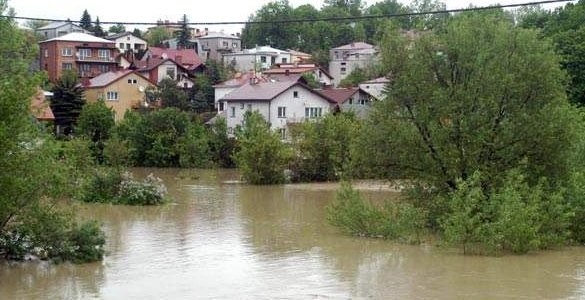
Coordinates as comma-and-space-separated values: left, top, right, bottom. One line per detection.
104, 31, 141, 40
213, 71, 270, 88
223, 81, 337, 104
332, 42, 375, 50
41, 32, 114, 44
37, 21, 81, 30
198, 31, 240, 39
315, 88, 359, 104
144, 47, 204, 70
263, 65, 333, 79
134, 57, 187, 72
85, 70, 153, 88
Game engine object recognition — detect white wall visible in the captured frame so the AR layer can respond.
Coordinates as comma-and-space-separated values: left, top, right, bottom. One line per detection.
214, 86, 238, 112
224, 53, 292, 73
226, 101, 270, 133
269, 88, 332, 130
359, 82, 387, 100
112, 34, 147, 53
157, 61, 178, 82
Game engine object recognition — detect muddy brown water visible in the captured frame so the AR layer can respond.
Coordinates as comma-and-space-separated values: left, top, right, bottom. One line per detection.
1, 168, 585, 299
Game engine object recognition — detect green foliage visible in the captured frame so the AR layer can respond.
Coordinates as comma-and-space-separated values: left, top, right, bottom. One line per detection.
50, 70, 86, 136
439, 171, 571, 255
92, 17, 105, 37
338, 67, 369, 87
145, 26, 171, 47
177, 122, 211, 168
327, 182, 427, 243
189, 76, 214, 113
175, 14, 192, 49
158, 78, 189, 110
290, 113, 358, 182
208, 117, 236, 168
233, 111, 292, 184
77, 101, 115, 163
79, 9, 92, 31
80, 168, 167, 205
108, 23, 126, 34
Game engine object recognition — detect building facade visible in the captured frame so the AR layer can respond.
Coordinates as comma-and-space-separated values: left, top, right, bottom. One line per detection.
222, 46, 291, 73
36, 22, 87, 41
105, 32, 148, 54
328, 42, 377, 87
39, 32, 119, 82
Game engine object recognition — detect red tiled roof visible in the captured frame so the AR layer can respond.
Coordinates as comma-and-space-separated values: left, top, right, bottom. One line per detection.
144, 47, 204, 70
213, 71, 270, 88
85, 70, 153, 88
315, 88, 359, 104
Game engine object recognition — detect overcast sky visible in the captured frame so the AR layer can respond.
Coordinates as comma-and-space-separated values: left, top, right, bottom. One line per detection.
8, 0, 568, 33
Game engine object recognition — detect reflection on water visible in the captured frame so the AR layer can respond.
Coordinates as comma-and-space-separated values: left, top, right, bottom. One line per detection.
1, 168, 585, 299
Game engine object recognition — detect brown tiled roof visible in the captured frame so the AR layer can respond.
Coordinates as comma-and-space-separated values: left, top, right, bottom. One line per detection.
144, 47, 203, 70
85, 70, 153, 88
315, 88, 359, 104
213, 71, 270, 88
222, 81, 337, 104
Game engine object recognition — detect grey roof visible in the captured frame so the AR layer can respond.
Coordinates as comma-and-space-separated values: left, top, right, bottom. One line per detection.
332, 42, 375, 50
198, 32, 240, 40
361, 77, 391, 84
105, 32, 133, 40
86, 70, 134, 88
37, 21, 81, 30
41, 32, 114, 44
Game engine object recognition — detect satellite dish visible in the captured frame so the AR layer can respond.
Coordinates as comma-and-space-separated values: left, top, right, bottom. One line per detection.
138, 86, 145, 92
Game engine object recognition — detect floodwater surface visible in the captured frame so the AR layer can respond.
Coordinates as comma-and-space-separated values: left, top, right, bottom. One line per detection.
1, 168, 585, 299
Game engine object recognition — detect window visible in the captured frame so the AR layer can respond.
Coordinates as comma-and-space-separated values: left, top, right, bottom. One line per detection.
278, 128, 286, 140
293, 91, 298, 98
79, 64, 91, 72
43, 49, 48, 57
106, 91, 119, 101
335, 51, 339, 59
98, 49, 110, 60
247, 104, 252, 111
61, 47, 72, 56
219, 102, 225, 111
119, 43, 124, 49
78, 48, 91, 60
232, 42, 238, 48
282, 58, 287, 63
340, 67, 347, 74
222, 41, 229, 48
305, 107, 323, 119
166, 67, 176, 80
260, 56, 267, 63
278, 106, 286, 118
240, 103, 245, 109
230, 106, 236, 118
62, 62, 73, 70
126, 43, 131, 50
349, 98, 353, 105
127, 78, 137, 84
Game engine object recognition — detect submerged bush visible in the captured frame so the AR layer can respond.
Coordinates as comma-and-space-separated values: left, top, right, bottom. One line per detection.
80, 168, 168, 205
327, 183, 427, 243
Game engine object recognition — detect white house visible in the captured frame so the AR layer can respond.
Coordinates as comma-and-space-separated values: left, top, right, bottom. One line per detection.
221, 80, 337, 138
105, 32, 148, 54
316, 87, 374, 119
36, 21, 87, 40
359, 77, 390, 100
329, 42, 378, 86
213, 71, 271, 113
263, 63, 334, 87
222, 46, 291, 73
135, 58, 194, 89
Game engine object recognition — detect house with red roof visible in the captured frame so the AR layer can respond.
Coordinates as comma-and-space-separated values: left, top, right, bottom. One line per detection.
134, 57, 194, 89
264, 63, 334, 87
221, 80, 337, 138
316, 87, 374, 119
83, 70, 157, 121
141, 47, 204, 74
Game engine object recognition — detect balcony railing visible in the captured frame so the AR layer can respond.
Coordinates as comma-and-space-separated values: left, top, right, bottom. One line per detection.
76, 56, 116, 63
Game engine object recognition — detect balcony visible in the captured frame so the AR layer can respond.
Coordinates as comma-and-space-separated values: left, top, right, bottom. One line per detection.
76, 56, 117, 63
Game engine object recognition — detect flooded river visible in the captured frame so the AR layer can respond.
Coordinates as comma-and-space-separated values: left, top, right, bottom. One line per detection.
2, 168, 585, 299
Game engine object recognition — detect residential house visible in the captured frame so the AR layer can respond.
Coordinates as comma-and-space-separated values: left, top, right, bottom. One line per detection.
263, 63, 333, 87
221, 80, 337, 138
146, 20, 201, 39
36, 21, 88, 41
30, 89, 55, 122
135, 57, 194, 89
329, 42, 377, 86
83, 70, 157, 121
359, 77, 390, 100
222, 46, 291, 73
141, 47, 204, 75
198, 31, 241, 61
213, 71, 272, 113
39, 32, 119, 82
105, 32, 147, 54
316, 87, 374, 119
287, 49, 312, 64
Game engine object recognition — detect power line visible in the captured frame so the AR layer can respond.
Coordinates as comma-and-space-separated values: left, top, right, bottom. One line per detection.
1, 0, 574, 26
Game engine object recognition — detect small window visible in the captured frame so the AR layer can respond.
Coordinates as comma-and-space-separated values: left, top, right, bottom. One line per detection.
260, 56, 267, 63
282, 58, 287, 63
293, 91, 298, 98
278, 106, 286, 118
240, 103, 245, 109
166, 67, 176, 80
305, 107, 323, 119
44, 49, 48, 58
340, 67, 346, 74
128, 79, 132, 84
62, 62, 73, 70
349, 98, 353, 105
119, 43, 124, 49
106, 91, 119, 101
230, 106, 236, 118
222, 41, 228, 47
232, 42, 238, 48
247, 104, 252, 111
278, 128, 286, 140
79, 64, 91, 72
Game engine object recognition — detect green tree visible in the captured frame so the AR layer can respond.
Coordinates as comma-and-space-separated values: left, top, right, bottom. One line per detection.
176, 14, 192, 49
233, 111, 292, 184
79, 9, 92, 32
145, 26, 171, 47
338, 67, 368, 87
241, 0, 296, 49
208, 117, 236, 168
108, 23, 126, 34
158, 78, 188, 110
93, 17, 105, 37
50, 70, 86, 136
77, 101, 115, 163
132, 28, 143, 38
0, 0, 104, 262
